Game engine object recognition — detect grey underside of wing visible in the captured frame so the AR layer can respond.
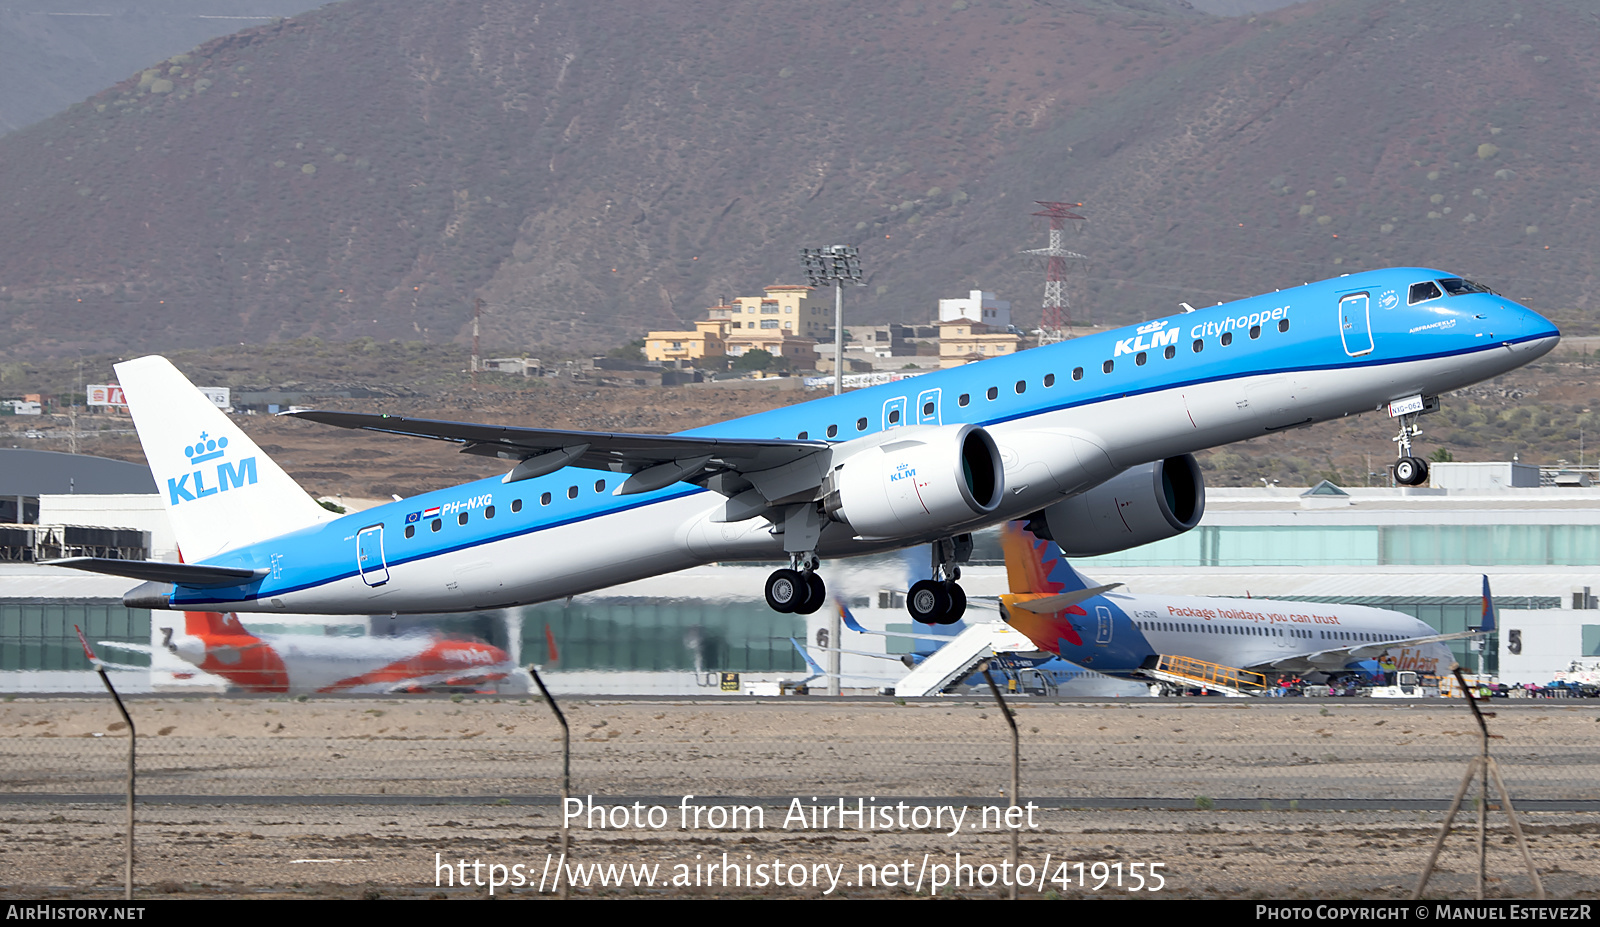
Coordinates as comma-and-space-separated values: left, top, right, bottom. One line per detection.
284, 410, 828, 475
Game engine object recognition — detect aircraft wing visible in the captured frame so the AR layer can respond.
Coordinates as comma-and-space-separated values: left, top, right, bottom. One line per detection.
96, 641, 154, 655
1246, 629, 1487, 673
284, 410, 830, 496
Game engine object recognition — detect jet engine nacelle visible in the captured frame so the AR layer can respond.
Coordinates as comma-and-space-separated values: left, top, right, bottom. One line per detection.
825, 423, 1005, 540
1038, 454, 1205, 557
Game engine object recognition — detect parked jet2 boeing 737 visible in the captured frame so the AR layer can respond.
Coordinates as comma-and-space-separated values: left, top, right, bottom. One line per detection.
995, 522, 1489, 685
50, 268, 1556, 625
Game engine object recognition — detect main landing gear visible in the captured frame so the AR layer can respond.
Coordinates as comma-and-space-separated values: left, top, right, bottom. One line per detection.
1391, 401, 1432, 487
765, 554, 826, 615
907, 535, 971, 626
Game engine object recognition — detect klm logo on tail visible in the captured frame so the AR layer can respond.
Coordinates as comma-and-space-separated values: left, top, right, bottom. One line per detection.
168, 432, 257, 505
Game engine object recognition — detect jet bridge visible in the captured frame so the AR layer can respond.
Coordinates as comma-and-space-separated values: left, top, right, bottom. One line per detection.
891, 621, 1044, 697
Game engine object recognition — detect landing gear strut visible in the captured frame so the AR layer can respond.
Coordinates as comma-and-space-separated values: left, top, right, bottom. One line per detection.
1391, 406, 1430, 486
907, 535, 971, 625
765, 554, 826, 615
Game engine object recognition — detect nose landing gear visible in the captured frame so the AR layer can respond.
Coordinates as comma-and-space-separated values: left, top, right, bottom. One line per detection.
1389, 396, 1437, 486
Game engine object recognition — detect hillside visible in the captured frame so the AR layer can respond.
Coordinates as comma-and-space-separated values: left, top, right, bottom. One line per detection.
0, 0, 1597, 361
0, 1, 308, 136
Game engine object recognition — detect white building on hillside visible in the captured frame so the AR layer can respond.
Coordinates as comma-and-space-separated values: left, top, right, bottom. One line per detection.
938, 289, 1011, 329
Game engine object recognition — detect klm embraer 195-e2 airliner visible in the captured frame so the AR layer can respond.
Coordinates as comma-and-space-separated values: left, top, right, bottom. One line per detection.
50, 268, 1557, 626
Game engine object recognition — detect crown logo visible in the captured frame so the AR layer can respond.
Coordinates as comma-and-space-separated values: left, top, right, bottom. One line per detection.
184, 432, 229, 465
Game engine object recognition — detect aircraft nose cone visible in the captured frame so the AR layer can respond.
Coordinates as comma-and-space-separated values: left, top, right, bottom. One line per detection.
1514, 304, 1561, 359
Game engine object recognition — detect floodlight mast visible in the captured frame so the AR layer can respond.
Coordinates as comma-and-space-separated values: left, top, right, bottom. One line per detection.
801, 246, 865, 396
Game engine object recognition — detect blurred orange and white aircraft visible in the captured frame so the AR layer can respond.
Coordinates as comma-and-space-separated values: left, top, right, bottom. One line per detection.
138, 611, 527, 694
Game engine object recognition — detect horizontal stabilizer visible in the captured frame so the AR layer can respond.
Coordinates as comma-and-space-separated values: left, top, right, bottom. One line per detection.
45, 557, 267, 588
1008, 584, 1122, 614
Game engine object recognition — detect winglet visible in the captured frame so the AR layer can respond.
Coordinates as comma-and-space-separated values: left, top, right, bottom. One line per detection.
838, 600, 870, 635
790, 638, 827, 677
73, 624, 100, 667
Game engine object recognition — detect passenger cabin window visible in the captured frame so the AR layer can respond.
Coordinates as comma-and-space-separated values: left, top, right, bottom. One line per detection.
511, 499, 523, 513
1192, 339, 1204, 353
405, 525, 415, 539
459, 512, 469, 526
922, 401, 936, 415
958, 394, 970, 407
856, 417, 868, 431
431, 519, 442, 532
1135, 351, 1147, 366
1278, 318, 1290, 333
594, 479, 606, 493
1043, 373, 1055, 387
1408, 281, 1443, 304
1072, 367, 1084, 381
1164, 345, 1176, 360
888, 409, 900, 424
797, 431, 808, 440
827, 424, 839, 438
541, 492, 552, 505
567, 485, 579, 499
1249, 324, 1261, 339
1014, 380, 1026, 394
1102, 359, 1114, 374
485, 505, 496, 519
986, 386, 999, 401
1220, 332, 1233, 346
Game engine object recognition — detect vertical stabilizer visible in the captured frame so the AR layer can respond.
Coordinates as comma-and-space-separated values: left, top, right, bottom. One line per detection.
115, 355, 330, 560
1477, 574, 1497, 633
1000, 521, 1098, 594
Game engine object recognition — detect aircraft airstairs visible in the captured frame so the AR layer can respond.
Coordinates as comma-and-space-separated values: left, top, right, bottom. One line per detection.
891, 622, 1043, 697
1144, 654, 1269, 697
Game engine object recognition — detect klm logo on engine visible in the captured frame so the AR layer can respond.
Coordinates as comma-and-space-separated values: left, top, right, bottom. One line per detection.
1113, 319, 1181, 357
889, 462, 917, 482
168, 432, 257, 505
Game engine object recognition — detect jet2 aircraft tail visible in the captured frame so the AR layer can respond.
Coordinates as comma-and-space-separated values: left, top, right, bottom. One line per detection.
999, 521, 1102, 595
116, 355, 330, 560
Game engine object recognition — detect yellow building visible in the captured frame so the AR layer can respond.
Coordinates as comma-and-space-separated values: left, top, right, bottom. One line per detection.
644, 319, 729, 364
938, 319, 1023, 368
725, 327, 818, 365
710, 284, 832, 339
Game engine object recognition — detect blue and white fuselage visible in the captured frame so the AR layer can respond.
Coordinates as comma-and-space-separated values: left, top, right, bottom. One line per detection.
71, 268, 1556, 617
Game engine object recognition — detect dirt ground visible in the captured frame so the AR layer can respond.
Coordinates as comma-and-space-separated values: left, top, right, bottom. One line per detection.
1, 697, 1596, 899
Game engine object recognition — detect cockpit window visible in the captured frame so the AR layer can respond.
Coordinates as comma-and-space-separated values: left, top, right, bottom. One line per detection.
1439, 277, 1494, 296
1408, 281, 1443, 304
